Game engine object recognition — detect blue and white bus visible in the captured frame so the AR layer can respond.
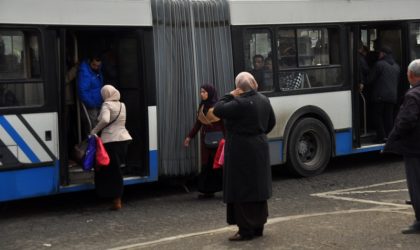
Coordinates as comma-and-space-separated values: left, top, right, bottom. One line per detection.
1, 0, 420, 202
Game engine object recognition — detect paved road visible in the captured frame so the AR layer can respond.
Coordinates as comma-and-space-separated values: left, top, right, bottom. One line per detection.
1, 152, 419, 249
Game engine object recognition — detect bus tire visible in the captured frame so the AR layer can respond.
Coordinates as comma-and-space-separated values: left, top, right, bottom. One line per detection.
286, 117, 331, 177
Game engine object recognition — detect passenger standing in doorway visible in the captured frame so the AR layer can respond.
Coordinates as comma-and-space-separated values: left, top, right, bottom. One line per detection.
384, 59, 420, 234
90, 85, 132, 210
184, 84, 224, 199
77, 55, 104, 135
358, 42, 370, 92
367, 46, 400, 143
213, 72, 276, 241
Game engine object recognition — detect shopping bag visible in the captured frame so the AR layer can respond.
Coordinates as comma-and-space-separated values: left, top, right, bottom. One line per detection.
213, 139, 225, 169
82, 136, 96, 171
96, 136, 110, 167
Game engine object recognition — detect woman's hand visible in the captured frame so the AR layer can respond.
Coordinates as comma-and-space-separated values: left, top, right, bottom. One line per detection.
230, 88, 243, 97
184, 137, 191, 147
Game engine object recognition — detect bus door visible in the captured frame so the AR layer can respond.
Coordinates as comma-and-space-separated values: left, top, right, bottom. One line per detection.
350, 24, 362, 148
0, 28, 60, 201
352, 23, 404, 147
114, 31, 150, 177
60, 29, 151, 187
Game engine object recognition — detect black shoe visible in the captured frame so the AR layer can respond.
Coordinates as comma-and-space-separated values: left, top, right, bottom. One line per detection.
405, 200, 412, 205
228, 233, 253, 241
197, 193, 215, 199
401, 222, 420, 234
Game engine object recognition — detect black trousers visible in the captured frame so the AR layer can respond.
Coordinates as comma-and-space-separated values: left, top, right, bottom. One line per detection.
404, 156, 420, 222
227, 201, 268, 237
372, 102, 394, 141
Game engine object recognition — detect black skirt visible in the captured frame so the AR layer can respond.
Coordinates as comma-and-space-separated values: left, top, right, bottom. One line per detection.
94, 141, 129, 198
197, 149, 223, 194
227, 201, 268, 233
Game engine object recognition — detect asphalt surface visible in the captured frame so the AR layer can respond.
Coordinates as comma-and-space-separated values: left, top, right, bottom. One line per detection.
1, 152, 420, 250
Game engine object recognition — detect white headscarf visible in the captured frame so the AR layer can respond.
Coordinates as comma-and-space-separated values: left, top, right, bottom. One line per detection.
101, 85, 120, 102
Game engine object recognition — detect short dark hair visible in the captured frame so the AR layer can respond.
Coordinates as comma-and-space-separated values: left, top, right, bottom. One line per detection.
253, 54, 264, 62
379, 46, 392, 55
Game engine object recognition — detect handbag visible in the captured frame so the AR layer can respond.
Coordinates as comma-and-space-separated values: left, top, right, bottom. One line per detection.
96, 136, 110, 167
82, 136, 97, 171
204, 131, 224, 149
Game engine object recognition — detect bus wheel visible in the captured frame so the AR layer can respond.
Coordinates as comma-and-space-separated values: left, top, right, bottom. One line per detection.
287, 118, 331, 177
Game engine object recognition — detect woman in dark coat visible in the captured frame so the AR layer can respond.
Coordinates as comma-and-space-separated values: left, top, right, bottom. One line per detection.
213, 72, 276, 241
184, 84, 224, 198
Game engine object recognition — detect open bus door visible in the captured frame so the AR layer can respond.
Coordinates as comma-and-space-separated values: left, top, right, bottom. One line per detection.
350, 24, 362, 148
351, 23, 404, 149
59, 28, 151, 188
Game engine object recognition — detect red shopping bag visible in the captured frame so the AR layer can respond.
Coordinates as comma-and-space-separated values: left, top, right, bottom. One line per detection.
213, 139, 225, 169
96, 136, 110, 167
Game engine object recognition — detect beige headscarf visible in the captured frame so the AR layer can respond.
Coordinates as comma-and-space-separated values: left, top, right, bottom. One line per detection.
235, 72, 258, 91
101, 85, 120, 102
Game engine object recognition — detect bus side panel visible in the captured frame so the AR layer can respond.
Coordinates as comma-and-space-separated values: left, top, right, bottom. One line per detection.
0, 164, 58, 202
148, 106, 158, 181
335, 129, 353, 156
269, 140, 283, 165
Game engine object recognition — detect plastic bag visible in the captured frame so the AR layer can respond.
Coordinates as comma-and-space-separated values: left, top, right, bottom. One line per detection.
213, 139, 225, 169
82, 136, 96, 171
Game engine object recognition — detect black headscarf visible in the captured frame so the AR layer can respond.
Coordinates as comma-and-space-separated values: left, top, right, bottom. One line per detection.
200, 84, 218, 114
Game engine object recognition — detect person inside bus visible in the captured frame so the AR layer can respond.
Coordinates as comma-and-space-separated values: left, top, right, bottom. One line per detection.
250, 54, 265, 87
366, 46, 400, 143
77, 54, 104, 135
358, 42, 370, 92
90, 85, 132, 211
0, 85, 18, 107
261, 56, 273, 91
184, 84, 224, 199
213, 72, 276, 241
384, 59, 420, 234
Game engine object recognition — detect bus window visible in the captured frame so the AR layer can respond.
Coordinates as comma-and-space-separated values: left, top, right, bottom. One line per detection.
409, 23, 420, 60
277, 27, 342, 91
0, 30, 44, 107
277, 29, 297, 68
243, 29, 273, 92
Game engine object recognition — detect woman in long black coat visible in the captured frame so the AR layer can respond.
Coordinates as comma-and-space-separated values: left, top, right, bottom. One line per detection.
213, 72, 276, 241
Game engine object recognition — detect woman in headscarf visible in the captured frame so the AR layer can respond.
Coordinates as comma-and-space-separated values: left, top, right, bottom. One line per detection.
214, 72, 276, 241
184, 84, 224, 198
90, 85, 132, 210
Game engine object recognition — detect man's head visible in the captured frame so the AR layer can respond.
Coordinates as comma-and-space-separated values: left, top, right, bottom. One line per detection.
235, 72, 258, 92
407, 59, 420, 86
358, 41, 368, 56
89, 55, 102, 73
378, 46, 392, 60
253, 55, 264, 70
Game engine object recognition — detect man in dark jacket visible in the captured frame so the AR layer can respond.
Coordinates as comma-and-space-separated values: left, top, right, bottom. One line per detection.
214, 72, 276, 241
384, 59, 420, 234
367, 46, 400, 142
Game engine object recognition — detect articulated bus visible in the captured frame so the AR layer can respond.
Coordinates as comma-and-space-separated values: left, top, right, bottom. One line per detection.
1, 0, 420, 202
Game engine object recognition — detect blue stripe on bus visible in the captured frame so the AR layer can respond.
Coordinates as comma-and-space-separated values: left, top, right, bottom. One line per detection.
0, 116, 40, 163
335, 129, 383, 155
0, 165, 56, 202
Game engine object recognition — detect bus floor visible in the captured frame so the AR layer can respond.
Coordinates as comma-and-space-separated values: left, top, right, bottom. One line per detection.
68, 165, 137, 185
